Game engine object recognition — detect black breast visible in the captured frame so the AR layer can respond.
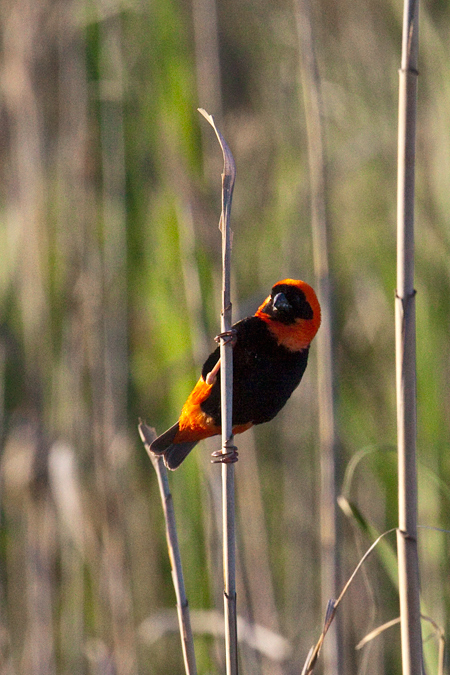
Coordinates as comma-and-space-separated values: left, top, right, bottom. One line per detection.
200, 316, 309, 427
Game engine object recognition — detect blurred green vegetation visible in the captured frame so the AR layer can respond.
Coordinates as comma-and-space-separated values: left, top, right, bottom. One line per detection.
0, 0, 449, 673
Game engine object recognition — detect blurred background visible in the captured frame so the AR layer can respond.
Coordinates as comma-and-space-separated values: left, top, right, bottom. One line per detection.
1, 0, 450, 673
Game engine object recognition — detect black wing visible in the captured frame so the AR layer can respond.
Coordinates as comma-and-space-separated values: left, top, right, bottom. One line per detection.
200, 317, 309, 427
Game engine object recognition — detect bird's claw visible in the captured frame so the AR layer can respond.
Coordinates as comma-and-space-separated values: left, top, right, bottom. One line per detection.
211, 447, 239, 464
214, 329, 237, 346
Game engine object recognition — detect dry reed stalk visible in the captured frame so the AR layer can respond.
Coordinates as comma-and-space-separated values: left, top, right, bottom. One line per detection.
198, 109, 238, 675
177, 198, 281, 673
49, 442, 86, 673
100, 10, 128, 434
356, 614, 444, 675
139, 422, 198, 675
1, 3, 55, 668
395, 0, 424, 672
235, 432, 284, 675
94, 14, 138, 675
174, 184, 225, 645
295, 2, 339, 673
140, 608, 292, 662
301, 528, 398, 674
24, 494, 57, 675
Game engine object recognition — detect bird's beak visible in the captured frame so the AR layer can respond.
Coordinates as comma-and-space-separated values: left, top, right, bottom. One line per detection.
272, 292, 290, 313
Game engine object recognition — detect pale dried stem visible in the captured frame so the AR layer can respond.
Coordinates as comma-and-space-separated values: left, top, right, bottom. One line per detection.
295, 1, 339, 673
198, 109, 238, 675
301, 528, 398, 674
139, 423, 198, 675
396, 0, 424, 672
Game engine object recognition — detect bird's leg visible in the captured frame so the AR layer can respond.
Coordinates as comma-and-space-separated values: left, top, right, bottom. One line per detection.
205, 329, 237, 384
211, 446, 239, 464
214, 328, 237, 346
205, 358, 221, 385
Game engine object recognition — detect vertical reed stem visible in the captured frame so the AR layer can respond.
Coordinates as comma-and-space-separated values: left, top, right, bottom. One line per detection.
295, 2, 339, 673
139, 423, 198, 675
198, 109, 238, 675
396, 0, 424, 673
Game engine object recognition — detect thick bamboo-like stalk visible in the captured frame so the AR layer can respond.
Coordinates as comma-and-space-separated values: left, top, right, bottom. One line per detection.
198, 109, 238, 675
395, 0, 424, 673
139, 423, 198, 675
295, 2, 339, 674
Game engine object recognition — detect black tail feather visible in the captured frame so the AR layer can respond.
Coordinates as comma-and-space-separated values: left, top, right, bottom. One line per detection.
163, 441, 199, 470
149, 422, 198, 470
149, 422, 180, 454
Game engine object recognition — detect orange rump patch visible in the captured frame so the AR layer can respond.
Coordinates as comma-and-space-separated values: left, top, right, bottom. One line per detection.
174, 377, 253, 444
174, 377, 219, 443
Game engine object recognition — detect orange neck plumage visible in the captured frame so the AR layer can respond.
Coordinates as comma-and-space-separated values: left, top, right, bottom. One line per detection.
255, 279, 321, 351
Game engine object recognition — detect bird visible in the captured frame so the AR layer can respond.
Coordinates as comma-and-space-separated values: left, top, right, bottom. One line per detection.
150, 279, 321, 470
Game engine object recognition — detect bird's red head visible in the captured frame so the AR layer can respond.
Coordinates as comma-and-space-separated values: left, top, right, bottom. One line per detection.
255, 279, 321, 351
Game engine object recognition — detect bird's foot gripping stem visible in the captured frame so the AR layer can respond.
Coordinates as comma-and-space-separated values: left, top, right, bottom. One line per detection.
205, 330, 237, 384
211, 446, 239, 464
214, 329, 237, 346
